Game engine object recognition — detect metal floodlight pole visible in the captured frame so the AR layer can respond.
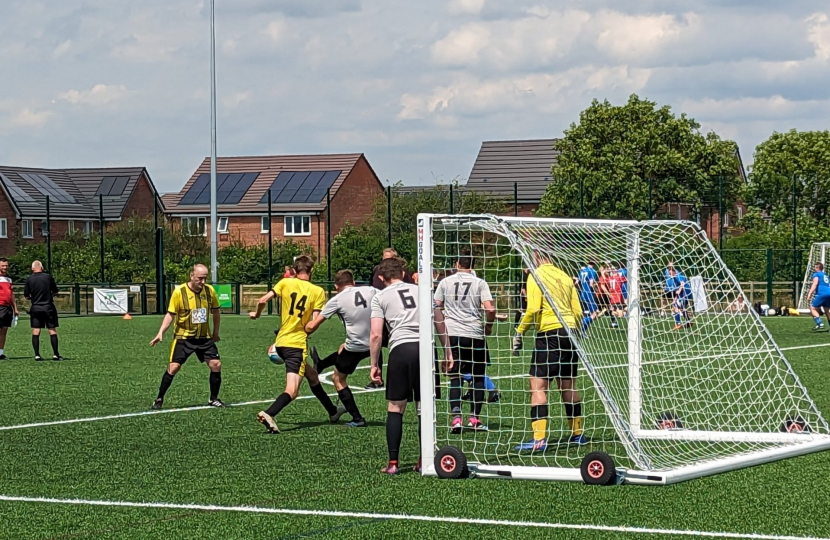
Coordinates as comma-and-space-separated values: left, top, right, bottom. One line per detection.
209, 0, 219, 283
267, 190, 273, 316
45, 195, 51, 273
99, 194, 105, 283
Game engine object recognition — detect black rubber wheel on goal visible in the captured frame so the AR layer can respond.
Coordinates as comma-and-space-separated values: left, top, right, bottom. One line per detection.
580, 452, 616, 486
656, 411, 684, 430
780, 415, 811, 434
435, 446, 468, 479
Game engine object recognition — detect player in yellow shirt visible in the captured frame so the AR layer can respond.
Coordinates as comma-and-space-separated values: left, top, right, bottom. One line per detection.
249, 256, 345, 433
513, 259, 587, 452
149, 264, 223, 409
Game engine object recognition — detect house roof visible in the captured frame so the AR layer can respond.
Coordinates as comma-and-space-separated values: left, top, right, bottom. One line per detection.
465, 139, 560, 204
163, 154, 372, 214
0, 165, 157, 219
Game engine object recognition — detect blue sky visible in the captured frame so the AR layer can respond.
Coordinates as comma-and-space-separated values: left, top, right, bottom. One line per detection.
1, 0, 828, 193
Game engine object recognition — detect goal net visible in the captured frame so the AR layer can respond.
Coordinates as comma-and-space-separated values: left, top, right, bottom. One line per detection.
797, 243, 830, 311
417, 214, 830, 485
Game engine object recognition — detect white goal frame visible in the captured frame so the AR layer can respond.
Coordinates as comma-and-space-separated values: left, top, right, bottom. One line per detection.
797, 242, 830, 311
417, 213, 830, 485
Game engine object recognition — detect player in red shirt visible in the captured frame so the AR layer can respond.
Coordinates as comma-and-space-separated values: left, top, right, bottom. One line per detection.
606, 268, 627, 328
0, 258, 19, 360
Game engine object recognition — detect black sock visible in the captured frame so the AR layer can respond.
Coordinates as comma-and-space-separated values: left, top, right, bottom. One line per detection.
472, 375, 485, 417
386, 412, 403, 461
449, 377, 462, 415
32, 335, 40, 357
49, 334, 59, 356
563, 402, 582, 419
433, 356, 442, 399
310, 383, 338, 417
265, 392, 293, 417
531, 404, 549, 421
319, 352, 338, 371
209, 371, 221, 401
157, 371, 175, 401
337, 387, 362, 421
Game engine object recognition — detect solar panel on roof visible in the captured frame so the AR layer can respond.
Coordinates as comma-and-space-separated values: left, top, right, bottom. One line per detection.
193, 173, 228, 205
292, 171, 325, 203
216, 173, 244, 202
259, 172, 295, 204
96, 177, 116, 196
306, 171, 340, 203
258, 171, 341, 204
0, 173, 35, 203
179, 174, 210, 205
19, 173, 77, 204
275, 172, 309, 203
109, 176, 130, 196
223, 172, 258, 204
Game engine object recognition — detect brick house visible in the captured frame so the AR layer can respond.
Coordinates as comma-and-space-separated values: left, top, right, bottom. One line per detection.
0, 166, 165, 255
162, 154, 384, 260
464, 138, 747, 240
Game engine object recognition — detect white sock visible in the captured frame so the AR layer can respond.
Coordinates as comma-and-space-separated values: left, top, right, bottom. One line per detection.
0, 349, 5, 355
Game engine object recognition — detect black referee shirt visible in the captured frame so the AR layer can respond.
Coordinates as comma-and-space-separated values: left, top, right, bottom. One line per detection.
24, 273, 58, 307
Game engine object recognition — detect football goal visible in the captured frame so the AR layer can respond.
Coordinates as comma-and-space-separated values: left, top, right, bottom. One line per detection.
797, 242, 830, 311
417, 214, 830, 485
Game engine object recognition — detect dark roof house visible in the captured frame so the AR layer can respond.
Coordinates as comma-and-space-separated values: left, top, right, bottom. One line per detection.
465, 139, 560, 204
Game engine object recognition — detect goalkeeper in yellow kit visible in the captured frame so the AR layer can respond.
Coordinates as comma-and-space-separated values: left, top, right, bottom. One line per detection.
513, 261, 588, 452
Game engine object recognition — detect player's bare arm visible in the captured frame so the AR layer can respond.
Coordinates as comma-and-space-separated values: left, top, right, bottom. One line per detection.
304, 312, 327, 335
483, 299, 496, 336
250, 290, 276, 319
432, 304, 454, 372
369, 317, 384, 383
150, 313, 175, 346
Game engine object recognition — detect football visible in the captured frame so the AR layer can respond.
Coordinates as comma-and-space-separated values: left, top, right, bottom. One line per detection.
268, 344, 283, 364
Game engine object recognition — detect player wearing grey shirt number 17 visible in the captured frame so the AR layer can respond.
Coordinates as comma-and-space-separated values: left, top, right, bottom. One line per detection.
306, 270, 376, 428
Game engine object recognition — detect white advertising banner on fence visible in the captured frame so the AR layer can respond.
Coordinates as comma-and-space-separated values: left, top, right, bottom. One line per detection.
93, 288, 129, 314
691, 275, 709, 313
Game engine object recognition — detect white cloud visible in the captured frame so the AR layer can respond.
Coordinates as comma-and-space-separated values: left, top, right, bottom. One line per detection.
266, 19, 287, 42
58, 84, 129, 106
431, 23, 490, 66
595, 11, 696, 61
448, 0, 485, 15
52, 39, 72, 59
222, 91, 252, 110
807, 13, 830, 60
10, 108, 52, 128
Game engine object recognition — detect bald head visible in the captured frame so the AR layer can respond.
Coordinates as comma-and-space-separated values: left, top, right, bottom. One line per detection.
32, 260, 43, 272
189, 264, 209, 292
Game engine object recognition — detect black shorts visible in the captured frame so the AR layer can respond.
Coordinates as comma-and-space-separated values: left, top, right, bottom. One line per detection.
530, 329, 578, 380
386, 342, 420, 402
170, 338, 220, 365
447, 336, 489, 376
276, 346, 307, 377
335, 348, 370, 375
0, 306, 13, 328
664, 291, 675, 299
30, 305, 59, 329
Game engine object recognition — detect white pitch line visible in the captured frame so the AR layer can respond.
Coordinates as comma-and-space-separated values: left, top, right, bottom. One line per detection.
780, 343, 830, 352
0, 495, 823, 540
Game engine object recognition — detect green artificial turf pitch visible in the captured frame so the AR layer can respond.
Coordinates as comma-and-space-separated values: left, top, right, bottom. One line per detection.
0, 315, 829, 539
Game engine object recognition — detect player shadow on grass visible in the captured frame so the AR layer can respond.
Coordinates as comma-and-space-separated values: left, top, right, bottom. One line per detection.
261, 419, 386, 433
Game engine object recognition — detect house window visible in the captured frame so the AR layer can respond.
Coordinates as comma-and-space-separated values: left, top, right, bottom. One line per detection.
738, 206, 743, 221
22, 219, 33, 238
40, 220, 49, 237
84, 221, 94, 237
182, 216, 206, 236
0, 219, 6, 238
261, 216, 270, 233
67, 221, 75, 235
723, 213, 729, 227
218, 217, 229, 234
284, 215, 311, 236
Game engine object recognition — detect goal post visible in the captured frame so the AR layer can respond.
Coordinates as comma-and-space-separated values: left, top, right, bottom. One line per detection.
797, 242, 830, 310
418, 213, 830, 485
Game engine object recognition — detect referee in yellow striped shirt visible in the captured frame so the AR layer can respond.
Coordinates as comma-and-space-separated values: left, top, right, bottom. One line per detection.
513, 259, 587, 452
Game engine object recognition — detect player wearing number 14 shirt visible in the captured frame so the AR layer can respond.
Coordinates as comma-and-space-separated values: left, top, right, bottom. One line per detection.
250, 256, 346, 433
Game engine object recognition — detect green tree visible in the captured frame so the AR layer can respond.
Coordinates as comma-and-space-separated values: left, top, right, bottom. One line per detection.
537, 94, 742, 220
744, 129, 830, 224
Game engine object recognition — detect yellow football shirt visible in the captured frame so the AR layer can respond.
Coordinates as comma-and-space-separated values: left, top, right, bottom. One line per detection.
517, 264, 583, 334
273, 278, 326, 349
168, 283, 219, 339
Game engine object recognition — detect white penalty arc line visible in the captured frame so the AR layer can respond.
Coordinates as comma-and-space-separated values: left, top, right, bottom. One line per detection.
0, 495, 823, 540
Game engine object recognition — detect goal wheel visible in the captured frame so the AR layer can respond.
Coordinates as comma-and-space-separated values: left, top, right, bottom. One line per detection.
435, 446, 468, 479
580, 452, 616, 485
780, 415, 811, 434
656, 411, 684, 430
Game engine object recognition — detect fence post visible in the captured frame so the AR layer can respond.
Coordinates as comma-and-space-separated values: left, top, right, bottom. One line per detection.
766, 248, 773, 306
141, 283, 148, 315
449, 184, 454, 214
267, 189, 273, 316
718, 176, 724, 252
386, 185, 392, 248
326, 188, 332, 281
792, 175, 798, 304
513, 182, 518, 216
155, 227, 164, 314
648, 176, 653, 219
46, 196, 52, 273
74, 283, 81, 315
235, 283, 241, 315
579, 176, 584, 218
99, 194, 105, 283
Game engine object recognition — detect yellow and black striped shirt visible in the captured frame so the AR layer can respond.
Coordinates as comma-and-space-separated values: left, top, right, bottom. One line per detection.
168, 283, 219, 339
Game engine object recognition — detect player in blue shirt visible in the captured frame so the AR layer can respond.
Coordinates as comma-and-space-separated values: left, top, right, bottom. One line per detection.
807, 263, 830, 330
578, 262, 600, 331
670, 268, 693, 329
664, 264, 678, 316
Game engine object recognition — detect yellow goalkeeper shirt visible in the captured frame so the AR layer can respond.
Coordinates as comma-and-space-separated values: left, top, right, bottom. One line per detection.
517, 264, 583, 334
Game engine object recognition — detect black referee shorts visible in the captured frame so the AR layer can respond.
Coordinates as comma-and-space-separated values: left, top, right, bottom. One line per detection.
386, 341, 420, 403
30, 305, 59, 329
170, 338, 220, 365
447, 336, 489, 376
335, 348, 370, 375
531, 328, 578, 380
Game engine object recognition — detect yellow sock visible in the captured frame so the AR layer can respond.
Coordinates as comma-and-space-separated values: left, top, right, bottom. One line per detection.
532, 419, 547, 441
568, 417, 584, 436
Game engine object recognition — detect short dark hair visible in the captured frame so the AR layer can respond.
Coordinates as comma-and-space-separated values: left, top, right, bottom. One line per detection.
334, 270, 355, 287
457, 256, 474, 270
0, 258, 7, 263
293, 255, 314, 275
817, 263, 825, 271
378, 257, 405, 282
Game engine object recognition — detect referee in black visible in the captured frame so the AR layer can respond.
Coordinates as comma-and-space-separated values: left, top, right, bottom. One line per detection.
23, 261, 63, 361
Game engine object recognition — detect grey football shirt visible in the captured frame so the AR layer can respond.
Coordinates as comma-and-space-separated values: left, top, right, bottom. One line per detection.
371, 281, 420, 350
321, 285, 376, 352
434, 271, 493, 339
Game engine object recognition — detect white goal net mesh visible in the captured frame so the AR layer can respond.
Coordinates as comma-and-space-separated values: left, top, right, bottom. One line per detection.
798, 243, 830, 311
425, 215, 828, 473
